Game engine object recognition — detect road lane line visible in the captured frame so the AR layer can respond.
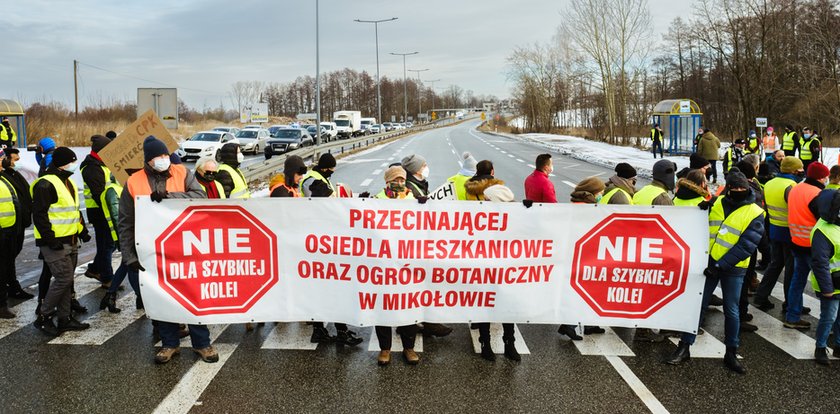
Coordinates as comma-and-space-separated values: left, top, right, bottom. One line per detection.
360, 178, 373, 188
770, 281, 819, 311
564, 163, 581, 169
372, 169, 382, 176
469, 324, 530, 355
562, 180, 577, 188
516, 159, 525, 163
261, 322, 318, 350
528, 164, 536, 169
368, 327, 423, 352
152, 343, 238, 414
573, 327, 635, 356
606, 356, 670, 414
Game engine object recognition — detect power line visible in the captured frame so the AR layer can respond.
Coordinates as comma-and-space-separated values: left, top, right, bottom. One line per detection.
76, 61, 225, 96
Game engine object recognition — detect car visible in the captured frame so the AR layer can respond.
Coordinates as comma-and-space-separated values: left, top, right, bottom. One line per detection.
305, 125, 329, 143
235, 128, 270, 155
267, 124, 289, 136
392, 123, 404, 131
213, 126, 241, 136
320, 122, 338, 141
177, 131, 239, 162
243, 124, 262, 129
264, 128, 315, 159
382, 122, 393, 131
405, 122, 414, 128
369, 124, 382, 134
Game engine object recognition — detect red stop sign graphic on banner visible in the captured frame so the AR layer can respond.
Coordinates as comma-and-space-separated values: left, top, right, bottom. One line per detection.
571, 213, 690, 319
155, 205, 278, 315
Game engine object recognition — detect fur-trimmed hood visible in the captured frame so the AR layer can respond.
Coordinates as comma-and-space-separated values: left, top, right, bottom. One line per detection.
464, 177, 505, 200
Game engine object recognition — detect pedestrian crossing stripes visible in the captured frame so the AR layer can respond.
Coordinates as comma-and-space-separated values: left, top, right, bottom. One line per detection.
468, 323, 531, 355
574, 327, 634, 356
367, 327, 424, 352
261, 322, 318, 350
49, 293, 144, 345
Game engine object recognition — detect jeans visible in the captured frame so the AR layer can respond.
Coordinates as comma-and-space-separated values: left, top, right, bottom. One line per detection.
652, 140, 663, 158
90, 216, 115, 283
786, 248, 812, 322
706, 161, 718, 182
754, 239, 793, 304
816, 296, 840, 348
107, 261, 139, 296
158, 322, 210, 349
682, 271, 744, 348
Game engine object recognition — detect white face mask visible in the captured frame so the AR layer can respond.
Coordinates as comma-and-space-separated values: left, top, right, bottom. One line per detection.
63, 162, 78, 173
152, 157, 171, 172
420, 166, 430, 180
237, 152, 245, 163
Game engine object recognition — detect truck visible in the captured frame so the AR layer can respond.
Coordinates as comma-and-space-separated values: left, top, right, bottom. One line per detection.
333, 111, 362, 139
360, 117, 376, 135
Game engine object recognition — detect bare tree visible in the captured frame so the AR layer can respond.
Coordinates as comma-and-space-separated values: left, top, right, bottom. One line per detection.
229, 81, 265, 114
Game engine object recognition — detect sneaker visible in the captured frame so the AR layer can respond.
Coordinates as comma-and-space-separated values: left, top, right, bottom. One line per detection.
155, 347, 180, 364
194, 346, 219, 363
741, 313, 754, 322
70, 299, 87, 314
815, 347, 830, 366
8, 290, 35, 300
377, 350, 391, 366
57, 316, 90, 332
403, 348, 420, 365
802, 306, 811, 315
335, 330, 364, 346
783, 319, 811, 330
558, 325, 582, 340
754, 300, 774, 311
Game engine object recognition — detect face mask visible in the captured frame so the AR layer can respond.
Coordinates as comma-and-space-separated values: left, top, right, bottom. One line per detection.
547, 165, 554, 175
152, 157, 171, 172
63, 163, 78, 173
202, 171, 217, 181
420, 166, 430, 180
804, 133, 812, 139
595, 194, 603, 202
794, 172, 805, 183
320, 169, 333, 179
237, 153, 244, 163
389, 182, 406, 192
727, 190, 749, 202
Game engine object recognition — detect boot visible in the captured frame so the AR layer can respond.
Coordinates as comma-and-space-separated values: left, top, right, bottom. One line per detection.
558, 325, 582, 340
178, 324, 189, 338
503, 337, 521, 362
99, 292, 121, 313
35, 300, 56, 318
833, 344, 840, 358
8, 289, 34, 300
57, 315, 91, 332
33, 314, 60, 337
136, 296, 144, 310
724, 347, 746, 374
402, 348, 420, 365
815, 347, 830, 366
634, 328, 665, 343
84, 268, 101, 281
0, 306, 15, 319
70, 298, 87, 314
740, 322, 758, 333
194, 346, 219, 363
583, 326, 606, 335
664, 341, 691, 365
335, 329, 364, 346
709, 295, 724, 307
155, 347, 180, 364
310, 325, 335, 343
480, 339, 495, 361
377, 350, 391, 366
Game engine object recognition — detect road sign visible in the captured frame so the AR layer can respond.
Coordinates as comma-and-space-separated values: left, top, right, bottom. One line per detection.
756, 117, 768, 128
137, 88, 178, 129
570, 213, 690, 319
431, 112, 437, 120
155, 205, 279, 316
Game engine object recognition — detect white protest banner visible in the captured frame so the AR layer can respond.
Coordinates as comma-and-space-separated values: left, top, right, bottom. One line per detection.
428, 182, 456, 200
135, 198, 707, 332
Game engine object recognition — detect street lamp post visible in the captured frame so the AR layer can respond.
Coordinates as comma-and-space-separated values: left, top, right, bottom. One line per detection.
424, 78, 441, 120
315, 0, 321, 145
390, 51, 418, 123
408, 68, 428, 122
354, 17, 397, 125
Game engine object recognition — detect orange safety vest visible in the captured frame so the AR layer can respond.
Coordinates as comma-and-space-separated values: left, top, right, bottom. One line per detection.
763, 135, 778, 151
787, 182, 821, 247
126, 165, 188, 197
270, 182, 300, 197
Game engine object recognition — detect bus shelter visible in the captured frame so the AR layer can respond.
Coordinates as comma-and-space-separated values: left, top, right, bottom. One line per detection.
0, 99, 27, 147
651, 99, 702, 155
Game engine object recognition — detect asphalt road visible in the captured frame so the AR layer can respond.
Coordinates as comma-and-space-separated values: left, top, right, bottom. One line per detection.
2, 120, 837, 414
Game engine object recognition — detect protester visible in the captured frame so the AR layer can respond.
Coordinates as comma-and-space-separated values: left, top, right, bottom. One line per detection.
763, 127, 780, 160
633, 159, 676, 206
447, 152, 478, 200
401, 154, 430, 199
98, 174, 134, 313
697, 129, 721, 183
80, 134, 115, 288
651, 124, 664, 158
465, 160, 502, 201
827, 166, 840, 190
674, 169, 710, 206
799, 127, 821, 171
781, 125, 800, 157
723, 139, 746, 175
0, 117, 16, 149
766, 150, 785, 178
270, 156, 307, 198
0, 148, 34, 302
194, 156, 225, 198
601, 163, 636, 205
808, 189, 840, 365
216, 143, 250, 199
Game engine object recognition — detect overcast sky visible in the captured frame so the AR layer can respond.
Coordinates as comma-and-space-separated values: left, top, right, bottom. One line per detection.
2, 0, 691, 110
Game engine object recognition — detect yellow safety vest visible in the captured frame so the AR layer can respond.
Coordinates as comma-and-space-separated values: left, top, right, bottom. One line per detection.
827, 183, 840, 190
30, 175, 83, 239
447, 174, 471, 201
301, 169, 335, 197
81, 164, 112, 209
0, 124, 15, 143
764, 176, 796, 227
809, 219, 840, 295
782, 131, 797, 151
800, 137, 820, 161
709, 201, 766, 268
600, 187, 634, 205
99, 182, 123, 242
746, 137, 760, 154
0, 176, 17, 229
674, 196, 704, 207
218, 164, 250, 199
632, 185, 666, 206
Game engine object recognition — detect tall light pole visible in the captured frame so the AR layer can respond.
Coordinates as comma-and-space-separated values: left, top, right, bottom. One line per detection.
390, 51, 418, 122
315, 0, 321, 145
354, 17, 397, 124
424, 78, 441, 119
408, 68, 428, 122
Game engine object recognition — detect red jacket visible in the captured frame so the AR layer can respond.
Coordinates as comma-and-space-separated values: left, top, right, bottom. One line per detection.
524, 170, 557, 203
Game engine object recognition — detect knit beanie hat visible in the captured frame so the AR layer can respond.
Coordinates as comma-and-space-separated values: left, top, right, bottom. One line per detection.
807, 162, 830, 180
384, 165, 406, 183
90, 134, 111, 153
652, 159, 677, 191
484, 184, 515, 202
143, 136, 169, 162
780, 156, 804, 174
725, 168, 749, 190
51, 147, 77, 168
401, 154, 426, 174
317, 153, 337, 169
614, 162, 637, 179
574, 176, 605, 195
689, 153, 709, 169
735, 160, 756, 180
459, 152, 478, 176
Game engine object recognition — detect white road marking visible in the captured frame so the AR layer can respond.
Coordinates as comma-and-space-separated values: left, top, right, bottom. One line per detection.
507, 154, 515, 158
152, 343, 238, 414
564, 163, 581, 169
380, 162, 389, 167
606, 356, 670, 414
468, 324, 530, 355
367, 327, 423, 352
371, 169, 382, 176
770, 281, 820, 311
500, 150, 507, 154
528, 164, 536, 169
516, 159, 525, 163
49, 293, 144, 345
360, 178, 373, 188
667, 326, 729, 359
261, 322, 318, 350
573, 327, 635, 356
562, 180, 577, 188
748, 305, 828, 359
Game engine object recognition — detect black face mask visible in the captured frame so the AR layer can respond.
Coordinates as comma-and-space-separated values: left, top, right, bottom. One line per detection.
320, 169, 333, 179
1, 122, 8, 127
727, 190, 749, 202
202, 171, 217, 181
794, 173, 806, 183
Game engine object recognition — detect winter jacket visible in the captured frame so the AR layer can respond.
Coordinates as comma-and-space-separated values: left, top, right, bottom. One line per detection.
696, 132, 721, 162
215, 143, 242, 198
197, 176, 222, 199
464, 176, 504, 201
80, 153, 109, 224
31, 167, 89, 247
301, 168, 334, 198
103, 184, 120, 243
788, 178, 824, 255
524, 169, 557, 203
639, 180, 674, 206
722, 147, 745, 173
35, 138, 56, 177
570, 190, 598, 204
800, 137, 821, 162
674, 178, 709, 204
405, 172, 429, 198
602, 175, 635, 205
0, 167, 31, 229
118, 164, 205, 265
712, 190, 765, 275
809, 190, 840, 295
765, 157, 781, 178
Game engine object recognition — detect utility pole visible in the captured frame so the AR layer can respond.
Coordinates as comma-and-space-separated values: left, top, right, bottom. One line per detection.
315, 0, 321, 145
73, 59, 79, 117
423, 79, 440, 120
354, 18, 398, 125
408, 68, 428, 122
390, 51, 418, 122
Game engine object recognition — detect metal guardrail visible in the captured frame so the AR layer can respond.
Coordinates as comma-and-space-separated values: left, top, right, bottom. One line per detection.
242, 116, 466, 182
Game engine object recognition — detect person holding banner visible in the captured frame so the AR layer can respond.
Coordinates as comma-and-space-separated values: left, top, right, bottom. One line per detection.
270, 155, 307, 198
98, 174, 134, 314
401, 154, 430, 199
216, 143, 250, 199
600, 163, 636, 205
807, 189, 840, 365
374, 166, 420, 365
194, 156, 225, 199
447, 152, 477, 200
666, 169, 765, 374
673, 169, 710, 207
119, 136, 217, 364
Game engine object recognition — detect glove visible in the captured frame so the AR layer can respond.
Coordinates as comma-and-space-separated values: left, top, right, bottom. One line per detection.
79, 229, 91, 243
150, 190, 166, 203
697, 200, 711, 211
417, 196, 429, 204
128, 261, 146, 272
522, 199, 533, 208
49, 240, 64, 251
358, 191, 371, 198
703, 266, 719, 278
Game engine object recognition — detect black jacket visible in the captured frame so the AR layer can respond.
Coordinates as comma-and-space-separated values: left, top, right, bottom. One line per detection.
31, 167, 88, 246
215, 143, 241, 198
80, 154, 108, 224
302, 168, 334, 198
405, 171, 429, 198
0, 167, 32, 229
